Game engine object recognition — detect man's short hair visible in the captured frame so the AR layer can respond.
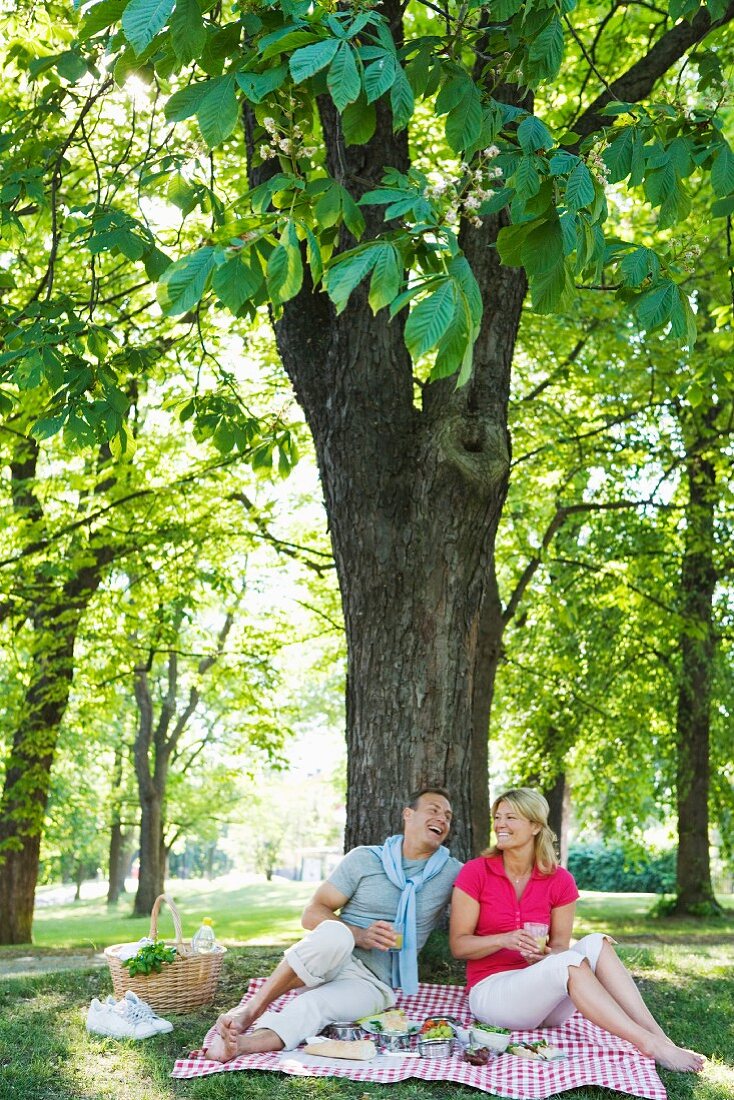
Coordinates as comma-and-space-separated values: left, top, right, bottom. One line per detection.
407, 785, 451, 808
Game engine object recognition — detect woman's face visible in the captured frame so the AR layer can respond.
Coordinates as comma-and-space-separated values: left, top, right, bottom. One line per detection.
493, 800, 539, 852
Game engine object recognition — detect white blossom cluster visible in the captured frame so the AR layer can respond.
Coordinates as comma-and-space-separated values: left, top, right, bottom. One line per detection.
424, 146, 504, 228
586, 149, 610, 186
257, 112, 316, 164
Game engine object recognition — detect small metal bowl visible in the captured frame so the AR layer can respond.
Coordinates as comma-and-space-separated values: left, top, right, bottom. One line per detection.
324, 1022, 363, 1041
418, 1037, 453, 1059
374, 1031, 413, 1053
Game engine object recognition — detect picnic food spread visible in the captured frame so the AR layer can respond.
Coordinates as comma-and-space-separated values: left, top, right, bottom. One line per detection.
507, 1040, 566, 1061
419, 1017, 454, 1039
358, 1008, 412, 1033
303, 1039, 378, 1060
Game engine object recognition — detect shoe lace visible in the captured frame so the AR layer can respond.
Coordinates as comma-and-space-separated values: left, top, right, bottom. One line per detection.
122, 1000, 155, 1026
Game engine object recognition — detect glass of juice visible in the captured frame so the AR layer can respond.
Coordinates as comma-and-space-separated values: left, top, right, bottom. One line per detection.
389, 921, 405, 951
523, 922, 549, 951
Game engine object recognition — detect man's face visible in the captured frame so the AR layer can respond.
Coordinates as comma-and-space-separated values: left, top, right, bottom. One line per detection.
403, 792, 453, 851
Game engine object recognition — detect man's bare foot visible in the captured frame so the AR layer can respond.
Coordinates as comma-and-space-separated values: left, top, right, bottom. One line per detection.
648, 1038, 705, 1073
203, 1017, 240, 1063
217, 1006, 256, 1035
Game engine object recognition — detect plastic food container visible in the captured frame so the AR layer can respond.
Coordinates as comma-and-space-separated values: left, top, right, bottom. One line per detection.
325, 1022, 363, 1041
418, 1037, 453, 1058
471, 1026, 510, 1052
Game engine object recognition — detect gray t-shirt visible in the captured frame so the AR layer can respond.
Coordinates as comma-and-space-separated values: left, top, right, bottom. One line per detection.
328, 846, 463, 986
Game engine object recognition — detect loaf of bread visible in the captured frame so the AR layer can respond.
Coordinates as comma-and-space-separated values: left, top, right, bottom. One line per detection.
302, 1039, 377, 1060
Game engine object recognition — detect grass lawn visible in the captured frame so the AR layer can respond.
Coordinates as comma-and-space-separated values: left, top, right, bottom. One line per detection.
0, 883, 732, 1100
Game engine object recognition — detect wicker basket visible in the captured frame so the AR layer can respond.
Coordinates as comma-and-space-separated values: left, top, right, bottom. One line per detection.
104, 893, 226, 1014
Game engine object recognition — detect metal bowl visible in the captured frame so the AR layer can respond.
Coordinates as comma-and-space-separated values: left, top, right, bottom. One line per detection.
418, 1037, 453, 1058
364, 1030, 412, 1053
324, 1022, 363, 1041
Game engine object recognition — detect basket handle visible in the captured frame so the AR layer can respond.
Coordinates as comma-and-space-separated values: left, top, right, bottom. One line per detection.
148, 893, 187, 952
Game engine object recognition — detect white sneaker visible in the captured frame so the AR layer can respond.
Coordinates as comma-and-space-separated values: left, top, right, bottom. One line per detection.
86, 998, 145, 1038
86, 996, 158, 1039
106, 991, 173, 1034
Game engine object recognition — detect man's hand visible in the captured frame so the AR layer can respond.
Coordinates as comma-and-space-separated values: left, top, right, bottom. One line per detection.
350, 920, 400, 951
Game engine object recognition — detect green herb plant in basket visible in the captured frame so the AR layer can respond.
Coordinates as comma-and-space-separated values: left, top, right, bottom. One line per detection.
122, 940, 177, 978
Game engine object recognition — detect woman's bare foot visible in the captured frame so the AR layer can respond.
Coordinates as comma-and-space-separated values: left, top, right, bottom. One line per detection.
648, 1037, 705, 1073
203, 1017, 240, 1063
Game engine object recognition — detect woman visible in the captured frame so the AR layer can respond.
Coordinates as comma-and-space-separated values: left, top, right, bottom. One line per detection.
449, 788, 703, 1073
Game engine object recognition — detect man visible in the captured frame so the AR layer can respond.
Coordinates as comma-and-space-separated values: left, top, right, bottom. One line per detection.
204, 787, 461, 1062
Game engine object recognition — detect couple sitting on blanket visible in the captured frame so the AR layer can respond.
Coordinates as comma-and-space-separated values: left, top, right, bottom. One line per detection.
204, 785, 703, 1073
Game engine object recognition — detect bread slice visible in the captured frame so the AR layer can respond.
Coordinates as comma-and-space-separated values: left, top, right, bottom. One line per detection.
302, 1039, 377, 1060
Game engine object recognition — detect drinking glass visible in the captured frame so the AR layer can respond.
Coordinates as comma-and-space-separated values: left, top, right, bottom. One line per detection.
523, 921, 549, 951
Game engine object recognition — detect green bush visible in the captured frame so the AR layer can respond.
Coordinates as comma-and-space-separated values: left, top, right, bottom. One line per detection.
568, 842, 676, 893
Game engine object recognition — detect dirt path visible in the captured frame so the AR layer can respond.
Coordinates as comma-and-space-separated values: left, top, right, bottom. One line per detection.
0, 951, 107, 978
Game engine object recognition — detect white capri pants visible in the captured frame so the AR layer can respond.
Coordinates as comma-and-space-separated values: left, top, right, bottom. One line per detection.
470, 932, 611, 1029
254, 920, 395, 1050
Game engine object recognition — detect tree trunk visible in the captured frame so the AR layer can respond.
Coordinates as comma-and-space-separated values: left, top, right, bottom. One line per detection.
107, 745, 128, 904
132, 664, 167, 916
269, 47, 528, 858
0, 587, 97, 943
544, 773, 570, 866
673, 437, 720, 914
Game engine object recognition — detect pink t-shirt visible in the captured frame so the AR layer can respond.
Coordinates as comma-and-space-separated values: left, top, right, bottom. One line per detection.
454, 855, 580, 990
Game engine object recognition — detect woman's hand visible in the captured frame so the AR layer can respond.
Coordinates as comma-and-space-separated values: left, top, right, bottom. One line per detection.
502, 928, 545, 958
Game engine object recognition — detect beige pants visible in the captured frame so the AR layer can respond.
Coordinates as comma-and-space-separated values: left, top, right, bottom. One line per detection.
469, 932, 610, 1029
254, 920, 395, 1050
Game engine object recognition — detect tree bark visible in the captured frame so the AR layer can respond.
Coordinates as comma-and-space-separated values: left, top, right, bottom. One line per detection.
673, 422, 721, 914
0, 575, 104, 942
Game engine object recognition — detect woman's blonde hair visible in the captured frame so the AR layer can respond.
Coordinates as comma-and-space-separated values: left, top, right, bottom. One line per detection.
483, 787, 559, 875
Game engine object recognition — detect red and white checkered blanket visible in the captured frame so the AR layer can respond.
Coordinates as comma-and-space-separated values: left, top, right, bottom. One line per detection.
171, 979, 666, 1099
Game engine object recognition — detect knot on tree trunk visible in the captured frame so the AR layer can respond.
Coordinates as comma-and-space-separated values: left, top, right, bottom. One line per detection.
435, 413, 510, 493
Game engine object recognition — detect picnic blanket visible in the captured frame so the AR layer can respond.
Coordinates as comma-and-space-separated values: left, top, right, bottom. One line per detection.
172, 979, 667, 1099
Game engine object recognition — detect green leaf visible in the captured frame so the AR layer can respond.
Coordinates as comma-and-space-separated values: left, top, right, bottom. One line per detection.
342, 96, 376, 145
404, 279, 457, 359
368, 243, 401, 313
158, 246, 217, 314
711, 143, 734, 198
619, 247, 659, 288
197, 74, 239, 148
212, 256, 263, 312
289, 38, 341, 83
527, 17, 564, 81
445, 84, 483, 153
564, 162, 595, 212
327, 42, 361, 112
80, 0, 128, 39
315, 181, 342, 227
363, 53, 397, 104
431, 304, 469, 380
712, 195, 734, 218
324, 248, 377, 313
670, 286, 697, 349
496, 222, 530, 267
390, 66, 415, 132
635, 280, 676, 332
513, 155, 541, 198
530, 260, 575, 314
170, 0, 206, 64
267, 222, 303, 305
603, 127, 634, 183
448, 255, 482, 328
521, 215, 564, 275
236, 65, 288, 104
341, 189, 365, 239
517, 114, 554, 153
165, 81, 211, 122
122, 0, 175, 55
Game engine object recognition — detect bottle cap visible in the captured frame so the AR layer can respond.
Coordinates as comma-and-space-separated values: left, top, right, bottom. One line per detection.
202, 917, 213, 926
